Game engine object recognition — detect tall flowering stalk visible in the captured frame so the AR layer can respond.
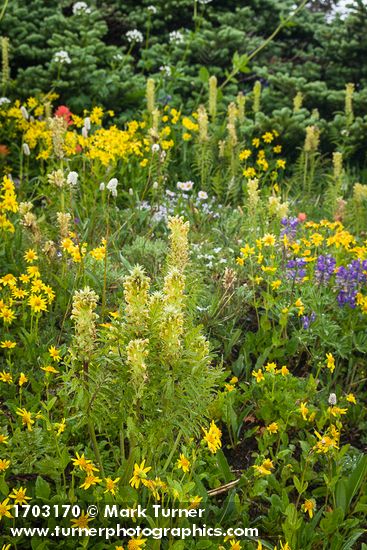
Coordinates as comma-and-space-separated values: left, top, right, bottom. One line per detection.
1, 36, 9, 94
303, 125, 320, 194
208, 75, 217, 121
70, 287, 104, 474
345, 83, 354, 126
253, 80, 261, 114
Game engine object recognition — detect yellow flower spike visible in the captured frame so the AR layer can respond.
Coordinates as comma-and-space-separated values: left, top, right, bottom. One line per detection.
325, 353, 335, 373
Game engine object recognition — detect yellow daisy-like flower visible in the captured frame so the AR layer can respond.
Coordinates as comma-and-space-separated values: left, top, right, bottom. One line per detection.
48, 346, 61, 362
129, 460, 151, 489
71, 511, 93, 529
253, 458, 274, 476
262, 132, 274, 143
266, 422, 279, 434
79, 474, 102, 490
0, 459, 11, 472
176, 453, 190, 473
301, 498, 316, 519
24, 249, 38, 263
0, 498, 13, 520
346, 393, 356, 404
41, 365, 59, 374
104, 477, 120, 495
9, 486, 31, 505
28, 294, 47, 313
0, 340, 16, 349
189, 495, 203, 509
252, 369, 265, 383
18, 373, 28, 387
16, 408, 34, 431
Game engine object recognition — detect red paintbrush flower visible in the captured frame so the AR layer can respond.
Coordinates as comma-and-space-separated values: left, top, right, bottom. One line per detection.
54, 105, 73, 126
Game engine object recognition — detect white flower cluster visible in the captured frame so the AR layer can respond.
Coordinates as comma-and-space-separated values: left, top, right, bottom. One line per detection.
100, 178, 119, 197
126, 30, 144, 43
67, 171, 79, 187
159, 65, 172, 77
81, 117, 91, 138
0, 97, 10, 105
177, 180, 194, 191
72, 2, 91, 14
169, 31, 184, 44
147, 5, 157, 14
22, 143, 31, 156
53, 50, 71, 64
20, 106, 29, 120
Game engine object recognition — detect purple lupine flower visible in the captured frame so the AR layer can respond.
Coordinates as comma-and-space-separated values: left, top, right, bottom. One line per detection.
315, 254, 336, 285
286, 258, 307, 282
335, 259, 367, 308
280, 216, 299, 240
301, 312, 316, 329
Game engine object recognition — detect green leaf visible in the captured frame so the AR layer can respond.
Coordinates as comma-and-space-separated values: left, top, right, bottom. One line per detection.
198, 66, 209, 83
216, 449, 234, 483
35, 476, 51, 501
335, 455, 367, 514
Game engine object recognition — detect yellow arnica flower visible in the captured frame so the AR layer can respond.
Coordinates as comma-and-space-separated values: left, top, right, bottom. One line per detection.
346, 393, 356, 404
252, 369, 264, 383
28, 294, 47, 313
0, 434, 9, 445
299, 402, 309, 421
176, 453, 190, 473
24, 249, 38, 263
129, 460, 151, 489
266, 422, 279, 434
18, 373, 28, 387
72, 452, 92, 472
202, 420, 222, 454
16, 408, 34, 431
71, 511, 93, 529
9, 486, 31, 505
0, 340, 16, 349
262, 233, 276, 246
189, 496, 202, 509
0, 459, 11, 472
253, 458, 274, 476
79, 474, 102, 490
301, 498, 316, 519
49, 346, 61, 362
41, 365, 59, 374
0, 498, 13, 520
104, 477, 120, 495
